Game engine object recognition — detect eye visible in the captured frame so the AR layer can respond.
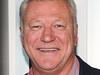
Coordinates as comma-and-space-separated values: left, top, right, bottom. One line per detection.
31, 25, 42, 30
29, 22, 43, 31
53, 20, 66, 30
54, 22, 66, 30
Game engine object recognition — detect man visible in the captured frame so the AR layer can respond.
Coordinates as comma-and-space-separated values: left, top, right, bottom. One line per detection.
19, 0, 100, 75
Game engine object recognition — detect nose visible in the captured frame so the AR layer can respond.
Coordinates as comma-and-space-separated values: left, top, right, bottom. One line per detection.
40, 27, 56, 43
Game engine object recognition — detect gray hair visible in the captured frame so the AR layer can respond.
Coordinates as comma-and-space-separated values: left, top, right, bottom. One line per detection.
20, 0, 77, 29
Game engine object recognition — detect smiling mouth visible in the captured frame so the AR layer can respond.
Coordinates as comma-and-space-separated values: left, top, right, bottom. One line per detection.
37, 48, 60, 53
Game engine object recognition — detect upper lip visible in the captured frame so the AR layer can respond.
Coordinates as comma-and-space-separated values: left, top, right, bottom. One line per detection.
37, 48, 60, 52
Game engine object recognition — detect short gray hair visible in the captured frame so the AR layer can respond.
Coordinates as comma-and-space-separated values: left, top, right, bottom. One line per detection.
20, 0, 77, 29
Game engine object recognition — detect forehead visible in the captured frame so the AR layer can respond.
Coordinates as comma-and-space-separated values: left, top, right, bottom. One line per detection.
24, 0, 72, 22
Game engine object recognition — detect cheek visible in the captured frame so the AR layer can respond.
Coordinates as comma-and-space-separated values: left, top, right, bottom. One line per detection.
25, 33, 35, 46
55, 30, 74, 53
23, 31, 41, 48
23, 31, 42, 60
55, 30, 71, 46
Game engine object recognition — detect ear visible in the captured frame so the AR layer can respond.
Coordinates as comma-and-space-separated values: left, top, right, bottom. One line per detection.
20, 25, 23, 33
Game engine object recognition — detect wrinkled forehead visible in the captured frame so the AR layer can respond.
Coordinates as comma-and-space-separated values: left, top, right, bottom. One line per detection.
23, 0, 72, 22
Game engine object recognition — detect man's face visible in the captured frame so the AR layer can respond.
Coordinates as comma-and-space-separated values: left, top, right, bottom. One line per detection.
22, 0, 77, 71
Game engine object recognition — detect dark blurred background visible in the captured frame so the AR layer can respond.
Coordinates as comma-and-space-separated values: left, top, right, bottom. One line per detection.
0, 0, 9, 75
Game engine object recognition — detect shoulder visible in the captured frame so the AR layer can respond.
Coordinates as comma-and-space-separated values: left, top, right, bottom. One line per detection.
76, 55, 100, 75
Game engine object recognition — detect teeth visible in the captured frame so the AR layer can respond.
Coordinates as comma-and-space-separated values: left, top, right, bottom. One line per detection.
37, 48, 59, 53
40, 48, 57, 51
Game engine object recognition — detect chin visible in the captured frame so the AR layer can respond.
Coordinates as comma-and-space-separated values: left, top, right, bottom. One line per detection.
33, 59, 62, 72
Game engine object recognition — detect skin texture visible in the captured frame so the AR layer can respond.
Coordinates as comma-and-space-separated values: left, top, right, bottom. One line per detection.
21, 0, 77, 75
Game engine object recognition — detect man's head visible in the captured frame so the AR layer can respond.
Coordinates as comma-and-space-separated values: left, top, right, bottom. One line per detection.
20, 0, 78, 74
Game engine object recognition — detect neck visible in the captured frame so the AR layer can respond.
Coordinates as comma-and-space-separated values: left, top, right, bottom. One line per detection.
31, 54, 76, 75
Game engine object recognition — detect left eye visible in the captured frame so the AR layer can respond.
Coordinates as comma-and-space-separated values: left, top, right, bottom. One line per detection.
54, 24, 65, 30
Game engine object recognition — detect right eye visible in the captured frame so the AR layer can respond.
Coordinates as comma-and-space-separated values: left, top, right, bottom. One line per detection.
30, 25, 42, 30
29, 22, 43, 31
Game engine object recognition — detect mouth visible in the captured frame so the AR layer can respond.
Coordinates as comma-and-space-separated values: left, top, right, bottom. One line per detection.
37, 48, 60, 53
